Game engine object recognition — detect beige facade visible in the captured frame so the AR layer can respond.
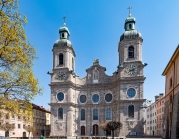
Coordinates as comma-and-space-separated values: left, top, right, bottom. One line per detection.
155, 93, 165, 136
0, 104, 51, 138
49, 14, 147, 138
0, 110, 32, 137
162, 45, 179, 139
32, 104, 51, 137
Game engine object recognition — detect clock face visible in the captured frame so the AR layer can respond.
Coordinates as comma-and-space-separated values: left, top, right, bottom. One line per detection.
126, 64, 137, 75
56, 72, 66, 80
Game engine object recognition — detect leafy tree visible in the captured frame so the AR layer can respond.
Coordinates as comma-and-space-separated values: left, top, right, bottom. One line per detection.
100, 122, 111, 139
0, 123, 15, 137
107, 121, 122, 139
0, 0, 42, 115
24, 125, 35, 139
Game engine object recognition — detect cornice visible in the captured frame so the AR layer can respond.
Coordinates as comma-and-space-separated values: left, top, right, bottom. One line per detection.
49, 99, 145, 107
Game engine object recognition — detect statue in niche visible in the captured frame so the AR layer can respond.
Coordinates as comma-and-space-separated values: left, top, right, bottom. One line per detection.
93, 69, 99, 80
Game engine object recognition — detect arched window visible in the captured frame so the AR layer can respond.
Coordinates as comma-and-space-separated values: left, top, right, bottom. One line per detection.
128, 46, 134, 58
93, 124, 98, 135
81, 109, 85, 120
58, 108, 63, 120
93, 109, 98, 120
129, 24, 132, 29
106, 108, 112, 120
128, 105, 134, 118
62, 33, 64, 38
59, 53, 63, 65
81, 126, 85, 135
72, 58, 74, 70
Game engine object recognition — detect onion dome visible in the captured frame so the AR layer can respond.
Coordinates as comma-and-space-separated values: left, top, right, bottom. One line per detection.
53, 23, 72, 48
120, 14, 142, 42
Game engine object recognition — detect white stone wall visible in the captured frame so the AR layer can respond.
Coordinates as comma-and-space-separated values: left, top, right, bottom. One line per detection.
145, 102, 157, 136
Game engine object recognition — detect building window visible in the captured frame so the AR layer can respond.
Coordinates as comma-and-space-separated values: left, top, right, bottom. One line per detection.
57, 92, 64, 101
18, 124, 21, 129
62, 33, 64, 38
92, 94, 99, 103
58, 108, 63, 120
12, 115, 15, 120
59, 53, 63, 65
170, 78, 172, 88
128, 46, 134, 58
72, 58, 74, 70
128, 105, 134, 118
93, 109, 98, 120
80, 95, 87, 103
106, 108, 112, 120
81, 109, 85, 120
81, 126, 85, 135
105, 94, 112, 102
18, 116, 21, 120
127, 88, 136, 98
93, 124, 98, 135
6, 114, 9, 119
129, 24, 132, 29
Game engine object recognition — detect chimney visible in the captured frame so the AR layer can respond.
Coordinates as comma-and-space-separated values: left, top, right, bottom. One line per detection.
159, 93, 164, 98
155, 95, 159, 101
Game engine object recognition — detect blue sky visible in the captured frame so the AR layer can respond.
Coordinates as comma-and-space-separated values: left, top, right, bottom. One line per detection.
18, 0, 179, 109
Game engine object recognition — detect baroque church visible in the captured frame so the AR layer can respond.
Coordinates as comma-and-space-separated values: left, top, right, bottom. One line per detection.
49, 12, 146, 138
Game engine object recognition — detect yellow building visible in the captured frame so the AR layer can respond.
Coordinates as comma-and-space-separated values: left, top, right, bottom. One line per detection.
162, 45, 179, 139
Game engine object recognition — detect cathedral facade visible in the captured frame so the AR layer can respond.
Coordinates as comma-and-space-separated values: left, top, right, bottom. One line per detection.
49, 14, 146, 138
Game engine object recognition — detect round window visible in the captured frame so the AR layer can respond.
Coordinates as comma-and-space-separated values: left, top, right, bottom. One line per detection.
80, 95, 86, 103
127, 88, 136, 98
105, 94, 112, 102
92, 94, 99, 103
57, 92, 64, 101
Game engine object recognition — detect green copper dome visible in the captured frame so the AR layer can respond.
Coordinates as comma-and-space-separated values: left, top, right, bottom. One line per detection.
125, 15, 136, 24
59, 23, 70, 35
120, 14, 142, 41
120, 30, 142, 41
53, 23, 72, 48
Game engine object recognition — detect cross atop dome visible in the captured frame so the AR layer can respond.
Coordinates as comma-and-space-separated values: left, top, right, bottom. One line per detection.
127, 6, 132, 17
62, 16, 66, 26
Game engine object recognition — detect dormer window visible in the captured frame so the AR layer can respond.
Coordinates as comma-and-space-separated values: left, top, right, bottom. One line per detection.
128, 46, 134, 58
59, 53, 63, 65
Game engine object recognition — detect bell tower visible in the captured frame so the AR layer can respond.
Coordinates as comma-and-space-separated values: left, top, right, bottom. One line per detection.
52, 17, 75, 72
118, 12, 143, 66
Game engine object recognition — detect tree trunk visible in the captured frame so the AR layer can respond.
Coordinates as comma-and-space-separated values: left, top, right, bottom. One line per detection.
112, 130, 114, 139
105, 131, 107, 139
28, 131, 30, 139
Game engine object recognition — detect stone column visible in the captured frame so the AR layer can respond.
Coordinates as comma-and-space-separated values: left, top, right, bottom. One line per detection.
67, 106, 73, 136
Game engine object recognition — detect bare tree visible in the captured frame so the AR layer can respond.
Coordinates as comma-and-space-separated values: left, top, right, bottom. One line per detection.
24, 125, 35, 139
0, 123, 15, 137
107, 121, 122, 139
100, 122, 111, 139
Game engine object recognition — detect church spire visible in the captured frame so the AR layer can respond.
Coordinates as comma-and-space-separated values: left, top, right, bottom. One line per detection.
127, 6, 132, 17
124, 7, 135, 31
59, 16, 70, 40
